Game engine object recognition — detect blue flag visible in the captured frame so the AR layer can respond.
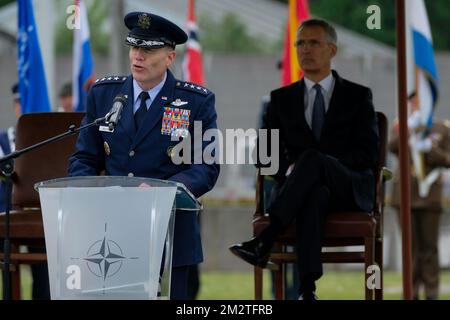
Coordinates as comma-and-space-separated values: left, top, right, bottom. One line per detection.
406, 0, 440, 196
73, 0, 95, 112
408, 0, 439, 129
17, 0, 51, 113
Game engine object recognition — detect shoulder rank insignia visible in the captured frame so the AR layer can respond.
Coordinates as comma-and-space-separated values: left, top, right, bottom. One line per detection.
93, 76, 127, 86
176, 81, 209, 96
171, 99, 188, 107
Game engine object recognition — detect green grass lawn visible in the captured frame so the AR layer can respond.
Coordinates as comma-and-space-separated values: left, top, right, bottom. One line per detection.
2, 267, 450, 300
197, 269, 450, 300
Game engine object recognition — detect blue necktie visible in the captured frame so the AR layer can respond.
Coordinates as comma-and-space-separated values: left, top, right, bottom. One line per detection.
312, 84, 325, 140
134, 91, 150, 130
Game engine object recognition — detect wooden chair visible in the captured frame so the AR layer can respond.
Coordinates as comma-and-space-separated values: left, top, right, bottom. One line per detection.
252, 111, 390, 300
0, 112, 84, 299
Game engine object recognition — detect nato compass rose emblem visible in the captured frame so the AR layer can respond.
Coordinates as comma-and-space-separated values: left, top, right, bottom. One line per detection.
72, 223, 139, 292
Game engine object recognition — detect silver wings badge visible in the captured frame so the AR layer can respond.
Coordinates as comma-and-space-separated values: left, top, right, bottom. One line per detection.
171, 99, 188, 107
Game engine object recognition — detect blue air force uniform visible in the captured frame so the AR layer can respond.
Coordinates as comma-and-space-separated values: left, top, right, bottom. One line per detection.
69, 70, 219, 266
68, 12, 220, 298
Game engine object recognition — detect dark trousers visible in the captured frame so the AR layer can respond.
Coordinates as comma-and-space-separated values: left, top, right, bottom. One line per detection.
411, 208, 441, 299
267, 150, 359, 283
1, 240, 6, 299
28, 246, 50, 300
186, 264, 200, 299
171, 266, 190, 300
0, 244, 50, 300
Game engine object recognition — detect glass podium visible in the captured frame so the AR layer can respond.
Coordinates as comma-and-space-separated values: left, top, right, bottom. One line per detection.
35, 176, 201, 300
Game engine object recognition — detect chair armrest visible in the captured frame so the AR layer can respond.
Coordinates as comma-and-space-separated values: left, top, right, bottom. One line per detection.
382, 166, 393, 181
0, 170, 18, 182
374, 166, 391, 219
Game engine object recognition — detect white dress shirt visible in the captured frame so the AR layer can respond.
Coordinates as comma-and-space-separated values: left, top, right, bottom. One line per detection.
285, 73, 335, 177
132, 71, 167, 114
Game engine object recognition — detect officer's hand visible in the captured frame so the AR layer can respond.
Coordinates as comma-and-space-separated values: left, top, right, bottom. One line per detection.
426, 147, 448, 167
138, 183, 151, 188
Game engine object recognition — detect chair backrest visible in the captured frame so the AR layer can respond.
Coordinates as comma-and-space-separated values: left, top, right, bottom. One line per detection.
255, 111, 388, 219
12, 112, 85, 208
376, 112, 388, 170
374, 111, 388, 236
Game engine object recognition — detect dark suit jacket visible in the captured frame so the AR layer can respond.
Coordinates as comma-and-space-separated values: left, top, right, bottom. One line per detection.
261, 70, 379, 212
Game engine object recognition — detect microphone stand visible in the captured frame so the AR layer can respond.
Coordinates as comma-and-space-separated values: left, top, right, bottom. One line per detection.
0, 113, 113, 300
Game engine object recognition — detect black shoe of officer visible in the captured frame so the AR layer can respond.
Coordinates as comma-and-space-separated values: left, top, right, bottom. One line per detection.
229, 237, 271, 268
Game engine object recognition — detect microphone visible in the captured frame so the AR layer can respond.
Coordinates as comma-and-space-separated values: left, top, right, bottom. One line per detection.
106, 94, 127, 130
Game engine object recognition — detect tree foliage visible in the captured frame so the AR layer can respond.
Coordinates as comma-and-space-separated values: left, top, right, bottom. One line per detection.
55, 0, 109, 55
198, 12, 266, 53
0, 0, 14, 7
273, 0, 450, 51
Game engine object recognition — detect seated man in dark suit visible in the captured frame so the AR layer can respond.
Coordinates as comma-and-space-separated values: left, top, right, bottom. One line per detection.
230, 19, 379, 300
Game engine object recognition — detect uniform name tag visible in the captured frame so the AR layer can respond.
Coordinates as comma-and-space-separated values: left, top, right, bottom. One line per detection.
99, 126, 114, 133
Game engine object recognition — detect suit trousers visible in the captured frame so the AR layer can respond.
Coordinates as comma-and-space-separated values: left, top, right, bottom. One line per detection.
267, 149, 359, 280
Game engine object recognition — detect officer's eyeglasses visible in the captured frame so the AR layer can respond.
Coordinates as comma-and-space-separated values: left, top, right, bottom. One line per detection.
295, 39, 325, 49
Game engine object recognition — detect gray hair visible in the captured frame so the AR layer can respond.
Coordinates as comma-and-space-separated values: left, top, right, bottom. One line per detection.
297, 18, 337, 45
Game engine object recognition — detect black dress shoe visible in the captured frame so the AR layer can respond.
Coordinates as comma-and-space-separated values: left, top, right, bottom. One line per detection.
229, 237, 271, 268
298, 291, 318, 300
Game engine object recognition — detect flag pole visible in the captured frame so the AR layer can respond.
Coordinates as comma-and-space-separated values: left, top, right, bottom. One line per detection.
396, 0, 413, 300
281, 0, 309, 86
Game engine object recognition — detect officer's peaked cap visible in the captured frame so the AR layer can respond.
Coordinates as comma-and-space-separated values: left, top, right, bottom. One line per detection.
124, 12, 187, 49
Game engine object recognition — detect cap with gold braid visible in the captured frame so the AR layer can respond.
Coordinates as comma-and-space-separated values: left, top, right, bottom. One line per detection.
124, 12, 187, 49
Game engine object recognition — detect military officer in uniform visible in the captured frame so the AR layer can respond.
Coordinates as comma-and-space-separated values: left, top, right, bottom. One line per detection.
69, 12, 220, 299
389, 92, 450, 300
1, 84, 19, 298
0, 84, 20, 187
0, 85, 17, 299
1, 83, 51, 299
0, 129, 13, 212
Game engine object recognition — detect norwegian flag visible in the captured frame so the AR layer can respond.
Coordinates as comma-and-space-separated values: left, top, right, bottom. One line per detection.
182, 0, 205, 86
